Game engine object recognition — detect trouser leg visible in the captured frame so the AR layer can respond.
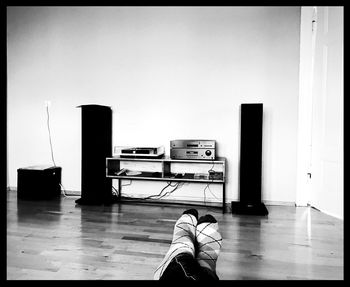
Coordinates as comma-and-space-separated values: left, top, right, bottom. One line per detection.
160, 253, 219, 281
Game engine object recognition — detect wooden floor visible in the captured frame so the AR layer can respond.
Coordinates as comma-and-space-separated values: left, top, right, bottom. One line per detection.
7, 190, 343, 280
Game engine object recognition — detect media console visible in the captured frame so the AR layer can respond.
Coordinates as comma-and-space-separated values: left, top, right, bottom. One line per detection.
106, 156, 227, 213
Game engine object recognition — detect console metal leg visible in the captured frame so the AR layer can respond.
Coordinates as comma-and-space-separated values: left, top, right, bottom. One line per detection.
118, 179, 122, 201
222, 183, 226, 214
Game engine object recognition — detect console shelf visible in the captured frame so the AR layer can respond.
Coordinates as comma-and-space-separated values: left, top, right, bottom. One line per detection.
106, 156, 226, 213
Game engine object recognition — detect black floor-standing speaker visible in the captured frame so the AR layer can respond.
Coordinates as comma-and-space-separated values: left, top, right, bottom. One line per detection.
75, 104, 113, 205
232, 103, 268, 215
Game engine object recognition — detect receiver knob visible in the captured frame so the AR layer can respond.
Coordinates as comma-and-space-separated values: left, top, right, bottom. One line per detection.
205, 150, 212, 156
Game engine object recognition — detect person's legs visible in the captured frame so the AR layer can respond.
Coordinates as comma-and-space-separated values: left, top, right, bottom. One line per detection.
154, 209, 198, 280
195, 214, 222, 279
159, 253, 202, 280
154, 210, 222, 281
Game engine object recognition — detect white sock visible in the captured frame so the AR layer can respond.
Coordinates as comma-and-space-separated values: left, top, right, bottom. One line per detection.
195, 217, 222, 273
154, 212, 197, 280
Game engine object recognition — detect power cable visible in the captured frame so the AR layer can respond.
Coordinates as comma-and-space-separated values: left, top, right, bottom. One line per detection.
46, 105, 56, 167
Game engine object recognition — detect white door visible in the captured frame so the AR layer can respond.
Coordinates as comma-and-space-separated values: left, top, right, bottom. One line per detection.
309, 7, 343, 219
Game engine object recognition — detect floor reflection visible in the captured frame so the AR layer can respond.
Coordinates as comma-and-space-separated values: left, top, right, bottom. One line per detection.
15, 194, 63, 225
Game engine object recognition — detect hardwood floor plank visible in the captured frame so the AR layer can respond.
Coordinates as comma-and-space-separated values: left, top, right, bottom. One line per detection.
121, 236, 171, 244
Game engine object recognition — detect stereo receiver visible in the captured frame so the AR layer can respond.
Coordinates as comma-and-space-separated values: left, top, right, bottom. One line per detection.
170, 139, 216, 160
170, 139, 215, 149
170, 148, 215, 160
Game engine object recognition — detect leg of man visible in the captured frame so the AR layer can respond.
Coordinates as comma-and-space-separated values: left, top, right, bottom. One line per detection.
195, 214, 222, 279
159, 253, 201, 280
154, 209, 198, 280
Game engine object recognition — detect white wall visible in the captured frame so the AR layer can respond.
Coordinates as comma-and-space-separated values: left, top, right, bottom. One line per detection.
7, 7, 301, 204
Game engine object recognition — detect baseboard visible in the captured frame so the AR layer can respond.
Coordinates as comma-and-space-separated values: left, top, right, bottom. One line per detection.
263, 200, 296, 207
8, 186, 81, 196
226, 199, 295, 207
62, 190, 81, 196
310, 205, 343, 221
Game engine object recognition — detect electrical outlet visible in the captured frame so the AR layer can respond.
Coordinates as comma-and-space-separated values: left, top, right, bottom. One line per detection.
45, 101, 51, 108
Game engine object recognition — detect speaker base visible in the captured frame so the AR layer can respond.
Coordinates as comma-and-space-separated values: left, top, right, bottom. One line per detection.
231, 201, 269, 216
75, 197, 109, 206
75, 198, 101, 205
75, 194, 121, 206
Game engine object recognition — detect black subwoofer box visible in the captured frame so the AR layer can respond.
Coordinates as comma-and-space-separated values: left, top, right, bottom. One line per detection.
17, 166, 61, 199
